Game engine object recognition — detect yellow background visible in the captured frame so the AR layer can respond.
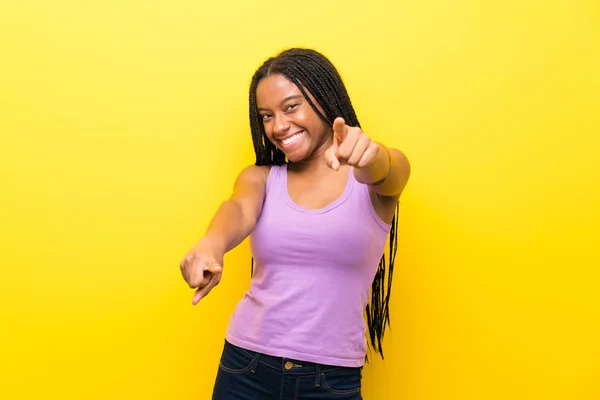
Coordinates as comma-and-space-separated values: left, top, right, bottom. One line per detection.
1, 0, 599, 399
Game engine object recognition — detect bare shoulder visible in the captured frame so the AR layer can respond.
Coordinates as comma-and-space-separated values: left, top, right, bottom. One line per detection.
390, 148, 410, 174
227, 165, 272, 228
235, 164, 271, 184
385, 148, 411, 198
371, 148, 411, 224
238, 165, 271, 181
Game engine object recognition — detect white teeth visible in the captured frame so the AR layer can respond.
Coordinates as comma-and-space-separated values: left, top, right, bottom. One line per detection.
282, 131, 303, 145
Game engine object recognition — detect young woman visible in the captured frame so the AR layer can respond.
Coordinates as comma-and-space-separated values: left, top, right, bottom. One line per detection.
180, 48, 411, 399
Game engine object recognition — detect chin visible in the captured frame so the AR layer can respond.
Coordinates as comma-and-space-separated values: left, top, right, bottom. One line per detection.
278, 146, 304, 163
284, 154, 301, 163
283, 150, 310, 163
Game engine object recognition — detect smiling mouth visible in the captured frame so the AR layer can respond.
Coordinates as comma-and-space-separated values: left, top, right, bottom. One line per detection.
281, 131, 304, 147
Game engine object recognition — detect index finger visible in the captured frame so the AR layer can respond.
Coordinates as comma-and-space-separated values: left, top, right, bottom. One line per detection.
196, 262, 220, 289
333, 117, 347, 140
192, 271, 221, 305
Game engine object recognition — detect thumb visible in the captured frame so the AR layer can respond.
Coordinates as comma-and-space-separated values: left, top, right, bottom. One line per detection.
199, 263, 222, 287
208, 263, 222, 274
191, 263, 222, 305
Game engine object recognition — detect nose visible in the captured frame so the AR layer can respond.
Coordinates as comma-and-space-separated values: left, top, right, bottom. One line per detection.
272, 113, 290, 137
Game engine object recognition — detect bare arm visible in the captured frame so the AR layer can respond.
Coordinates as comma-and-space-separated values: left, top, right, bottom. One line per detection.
353, 144, 411, 199
325, 118, 411, 200
180, 164, 269, 304
202, 165, 270, 254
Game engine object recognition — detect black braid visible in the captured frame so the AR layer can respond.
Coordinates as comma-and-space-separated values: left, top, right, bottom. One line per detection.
247, 48, 399, 360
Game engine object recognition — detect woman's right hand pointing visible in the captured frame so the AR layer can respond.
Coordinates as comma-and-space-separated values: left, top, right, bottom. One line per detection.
180, 238, 224, 305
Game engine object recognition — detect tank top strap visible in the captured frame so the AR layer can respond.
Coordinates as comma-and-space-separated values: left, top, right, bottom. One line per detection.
265, 164, 284, 196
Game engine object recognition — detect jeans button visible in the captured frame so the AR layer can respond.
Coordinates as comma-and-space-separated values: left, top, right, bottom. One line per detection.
284, 361, 293, 370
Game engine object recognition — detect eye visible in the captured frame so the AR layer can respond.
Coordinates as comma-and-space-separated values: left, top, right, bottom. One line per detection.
285, 104, 298, 112
261, 113, 272, 121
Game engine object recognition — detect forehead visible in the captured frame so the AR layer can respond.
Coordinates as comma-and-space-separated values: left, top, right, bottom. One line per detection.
256, 74, 300, 105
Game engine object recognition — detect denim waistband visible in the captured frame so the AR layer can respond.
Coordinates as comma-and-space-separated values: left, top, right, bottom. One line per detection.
225, 340, 358, 376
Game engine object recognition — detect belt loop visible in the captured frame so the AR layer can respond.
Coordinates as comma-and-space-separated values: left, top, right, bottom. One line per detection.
250, 354, 259, 374
315, 364, 321, 387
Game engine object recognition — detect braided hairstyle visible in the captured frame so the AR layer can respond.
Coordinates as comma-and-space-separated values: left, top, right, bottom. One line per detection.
248, 48, 399, 359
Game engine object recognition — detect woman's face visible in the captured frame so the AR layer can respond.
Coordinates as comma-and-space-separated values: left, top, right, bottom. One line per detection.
256, 74, 332, 163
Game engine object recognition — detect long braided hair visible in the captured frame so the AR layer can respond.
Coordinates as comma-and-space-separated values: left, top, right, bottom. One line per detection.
248, 48, 399, 359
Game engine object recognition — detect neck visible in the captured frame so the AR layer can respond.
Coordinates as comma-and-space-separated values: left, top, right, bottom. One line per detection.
288, 157, 333, 175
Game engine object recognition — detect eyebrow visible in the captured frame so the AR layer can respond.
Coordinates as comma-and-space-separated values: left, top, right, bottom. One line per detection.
257, 94, 304, 112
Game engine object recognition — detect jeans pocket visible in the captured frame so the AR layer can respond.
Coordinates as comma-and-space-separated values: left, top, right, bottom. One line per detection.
321, 367, 362, 395
218, 341, 257, 375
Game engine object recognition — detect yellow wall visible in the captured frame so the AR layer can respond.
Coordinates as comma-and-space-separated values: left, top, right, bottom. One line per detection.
1, 0, 598, 399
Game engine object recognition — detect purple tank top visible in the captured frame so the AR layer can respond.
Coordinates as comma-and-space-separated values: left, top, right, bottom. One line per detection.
225, 164, 391, 367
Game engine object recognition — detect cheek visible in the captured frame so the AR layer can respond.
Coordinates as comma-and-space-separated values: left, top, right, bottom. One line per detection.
297, 110, 325, 132
262, 122, 277, 143
308, 118, 331, 140
261, 120, 271, 136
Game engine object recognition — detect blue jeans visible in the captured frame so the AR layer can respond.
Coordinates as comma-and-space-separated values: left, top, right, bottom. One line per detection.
212, 340, 363, 399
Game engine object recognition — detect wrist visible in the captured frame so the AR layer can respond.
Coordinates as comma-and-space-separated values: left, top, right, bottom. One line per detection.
197, 236, 226, 256
355, 143, 391, 185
